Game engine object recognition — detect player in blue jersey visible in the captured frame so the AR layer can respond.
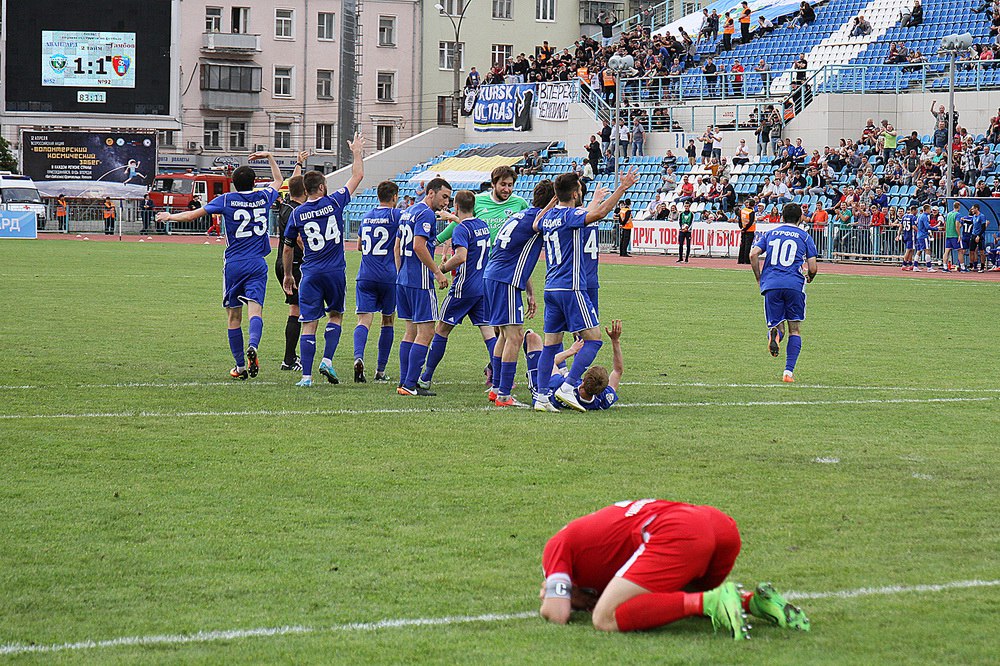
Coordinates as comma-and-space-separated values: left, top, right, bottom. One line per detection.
534, 169, 638, 413
958, 207, 975, 272
417, 190, 497, 390
913, 204, 936, 272
897, 204, 917, 271
483, 180, 556, 407
156, 152, 283, 380
524, 319, 624, 411
395, 178, 452, 396
749, 203, 818, 383
352, 181, 402, 383
282, 134, 365, 387
966, 203, 988, 272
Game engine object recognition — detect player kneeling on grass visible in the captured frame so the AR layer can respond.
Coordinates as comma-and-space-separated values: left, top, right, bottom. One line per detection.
749, 202, 818, 383
522, 320, 623, 410
539, 499, 810, 639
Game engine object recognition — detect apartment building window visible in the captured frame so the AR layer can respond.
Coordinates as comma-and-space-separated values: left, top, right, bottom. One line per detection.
377, 125, 395, 150
229, 121, 248, 150
275, 9, 294, 39
231, 7, 250, 34
377, 72, 395, 102
317, 70, 334, 99
440, 0, 464, 16
274, 122, 292, 149
491, 44, 512, 68
317, 12, 336, 40
205, 7, 222, 32
437, 96, 457, 125
273, 66, 293, 97
316, 124, 334, 151
492, 0, 513, 19
682, 2, 699, 16
378, 16, 396, 46
536, 0, 556, 21
158, 130, 175, 147
439, 41, 464, 70
201, 64, 262, 92
204, 121, 221, 149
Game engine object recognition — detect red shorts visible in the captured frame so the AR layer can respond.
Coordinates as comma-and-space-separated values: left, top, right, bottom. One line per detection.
615, 504, 741, 593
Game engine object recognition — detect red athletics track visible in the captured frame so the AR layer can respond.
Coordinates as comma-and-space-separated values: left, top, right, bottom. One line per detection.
36, 233, 1000, 281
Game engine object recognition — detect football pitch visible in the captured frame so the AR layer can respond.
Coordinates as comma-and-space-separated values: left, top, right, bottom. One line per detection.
1, 239, 996, 664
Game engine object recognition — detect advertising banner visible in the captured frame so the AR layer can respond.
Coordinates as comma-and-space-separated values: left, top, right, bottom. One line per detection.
632, 220, 782, 256
473, 84, 535, 132
21, 131, 156, 196
537, 81, 576, 121
0, 211, 38, 239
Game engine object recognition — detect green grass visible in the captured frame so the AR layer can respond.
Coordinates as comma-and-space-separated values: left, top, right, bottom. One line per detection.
1, 239, 997, 664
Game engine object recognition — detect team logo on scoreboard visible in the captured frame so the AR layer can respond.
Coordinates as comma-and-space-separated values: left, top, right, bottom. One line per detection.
112, 55, 131, 77
49, 53, 68, 73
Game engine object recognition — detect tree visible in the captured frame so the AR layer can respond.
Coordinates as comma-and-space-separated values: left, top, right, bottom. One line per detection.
0, 136, 18, 173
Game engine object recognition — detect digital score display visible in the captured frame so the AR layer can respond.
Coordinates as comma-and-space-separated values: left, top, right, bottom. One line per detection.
42, 31, 136, 88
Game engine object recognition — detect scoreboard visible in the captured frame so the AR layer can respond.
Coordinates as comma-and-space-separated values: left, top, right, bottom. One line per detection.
5, 0, 173, 116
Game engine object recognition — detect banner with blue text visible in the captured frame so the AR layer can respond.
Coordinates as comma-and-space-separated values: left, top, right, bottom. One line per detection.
473, 84, 536, 132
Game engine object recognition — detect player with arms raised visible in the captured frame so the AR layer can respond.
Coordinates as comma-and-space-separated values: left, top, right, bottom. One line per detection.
539, 499, 810, 638
282, 134, 365, 387
534, 169, 637, 412
525, 319, 624, 410
749, 202, 818, 383
156, 152, 282, 380
396, 178, 451, 396
352, 181, 402, 383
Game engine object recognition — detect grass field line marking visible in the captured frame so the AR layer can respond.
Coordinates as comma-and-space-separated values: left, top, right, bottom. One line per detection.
1, 582, 996, 656
0, 396, 994, 420
0, 381, 281, 391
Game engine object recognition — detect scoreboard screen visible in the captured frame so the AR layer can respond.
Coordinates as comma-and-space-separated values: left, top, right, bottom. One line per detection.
5, 0, 173, 116
42, 31, 138, 89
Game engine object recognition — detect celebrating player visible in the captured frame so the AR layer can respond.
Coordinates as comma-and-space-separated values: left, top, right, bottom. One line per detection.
353, 181, 402, 383
524, 319, 623, 410
534, 169, 637, 413
913, 204, 936, 272
155, 151, 283, 380
749, 203, 818, 383
897, 204, 917, 271
395, 178, 452, 397
417, 190, 496, 390
540, 498, 810, 638
966, 203, 988, 272
274, 152, 310, 371
483, 180, 555, 407
438, 165, 529, 245
281, 134, 365, 387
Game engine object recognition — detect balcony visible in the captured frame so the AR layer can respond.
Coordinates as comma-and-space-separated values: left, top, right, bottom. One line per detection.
201, 32, 261, 54
201, 90, 261, 112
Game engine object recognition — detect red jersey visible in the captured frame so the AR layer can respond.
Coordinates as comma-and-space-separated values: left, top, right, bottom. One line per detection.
542, 499, 690, 592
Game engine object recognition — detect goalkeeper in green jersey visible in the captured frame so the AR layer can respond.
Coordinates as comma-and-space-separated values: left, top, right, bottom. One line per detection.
437, 165, 528, 244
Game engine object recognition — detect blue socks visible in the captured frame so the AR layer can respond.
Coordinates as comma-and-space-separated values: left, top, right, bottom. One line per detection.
499, 361, 518, 397
227, 328, 245, 367
300, 334, 317, 377
485, 336, 497, 362
399, 340, 413, 385
377, 325, 394, 372
566, 340, 603, 388
248, 316, 263, 349
322, 323, 342, 364
405, 343, 429, 388
525, 350, 541, 391
786, 334, 802, 374
536, 344, 561, 397
420, 334, 448, 383
353, 325, 369, 361
491, 352, 503, 390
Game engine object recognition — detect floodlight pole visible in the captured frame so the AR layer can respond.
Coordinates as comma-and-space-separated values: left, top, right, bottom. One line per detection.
614, 75, 621, 186
946, 50, 956, 199
436, 2, 471, 127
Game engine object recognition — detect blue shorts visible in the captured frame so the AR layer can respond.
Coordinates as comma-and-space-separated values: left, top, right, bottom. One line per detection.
396, 285, 439, 324
903, 237, 914, 250
298, 268, 346, 322
914, 237, 929, 252
440, 293, 488, 327
763, 288, 806, 329
222, 257, 268, 309
485, 279, 524, 326
543, 290, 599, 334
587, 287, 600, 320
945, 237, 962, 250
356, 280, 396, 315
961, 235, 972, 249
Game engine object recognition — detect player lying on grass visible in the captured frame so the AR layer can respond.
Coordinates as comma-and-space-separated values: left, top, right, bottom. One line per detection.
156, 151, 283, 380
748, 202, 818, 383
522, 320, 623, 410
539, 499, 810, 640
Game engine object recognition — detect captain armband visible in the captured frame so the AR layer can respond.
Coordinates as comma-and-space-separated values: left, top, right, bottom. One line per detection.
282, 236, 296, 247
544, 574, 572, 599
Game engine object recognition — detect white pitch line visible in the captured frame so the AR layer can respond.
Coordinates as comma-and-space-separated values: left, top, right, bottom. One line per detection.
0, 581, 995, 656
0, 396, 994, 421
0, 380, 280, 391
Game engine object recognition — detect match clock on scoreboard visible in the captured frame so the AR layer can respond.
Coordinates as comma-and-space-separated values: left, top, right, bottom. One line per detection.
41, 31, 137, 89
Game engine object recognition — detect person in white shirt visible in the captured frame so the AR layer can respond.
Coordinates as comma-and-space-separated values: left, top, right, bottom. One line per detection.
711, 127, 724, 160
771, 175, 792, 204
733, 139, 751, 165
582, 159, 595, 183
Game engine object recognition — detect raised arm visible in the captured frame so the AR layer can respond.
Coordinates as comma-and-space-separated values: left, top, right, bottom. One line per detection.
248, 150, 283, 191
345, 132, 366, 195
292, 149, 309, 180
585, 168, 639, 224
606, 320, 624, 391
156, 206, 208, 224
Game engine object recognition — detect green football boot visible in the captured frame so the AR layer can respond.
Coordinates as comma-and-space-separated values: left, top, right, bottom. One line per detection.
748, 582, 811, 631
702, 582, 751, 641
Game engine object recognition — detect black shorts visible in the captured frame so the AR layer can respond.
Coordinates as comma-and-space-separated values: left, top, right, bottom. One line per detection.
968, 235, 985, 252
274, 259, 302, 305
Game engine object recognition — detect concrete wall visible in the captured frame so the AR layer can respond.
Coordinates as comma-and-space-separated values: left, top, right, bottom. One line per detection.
326, 125, 465, 190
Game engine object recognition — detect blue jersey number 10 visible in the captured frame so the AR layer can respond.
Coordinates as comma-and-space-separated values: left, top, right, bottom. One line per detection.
767, 238, 797, 267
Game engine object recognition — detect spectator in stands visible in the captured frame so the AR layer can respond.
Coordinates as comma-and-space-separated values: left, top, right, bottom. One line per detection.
757, 15, 775, 36
721, 177, 736, 211
658, 168, 677, 193
415, 181, 426, 198
739, 2, 753, 44
601, 67, 616, 102
733, 138, 751, 165
699, 126, 714, 163
708, 9, 721, 41
676, 175, 695, 202
711, 126, 724, 160
880, 122, 898, 164
902, 131, 922, 154
581, 159, 594, 185
980, 145, 995, 174
617, 119, 631, 160
731, 59, 745, 96
599, 12, 615, 47
933, 121, 949, 149
602, 148, 616, 175
754, 58, 772, 97
631, 117, 645, 157
466, 67, 481, 88
586, 135, 603, 172
850, 14, 872, 38
722, 12, 735, 51
599, 121, 612, 155
812, 204, 829, 230
523, 151, 541, 175
703, 57, 719, 95
790, 1, 816, 29
662, 150, 678, 168
931, 101, 959, 130
794, 54, 808, 85
962, 148, 980, 185
570, 161, 583, 178
685, 139, 697, 165
772, 174, 793, 205
901, 0, 923, 28
698, 8, 711, 42
789, 138, 807, 167
755, 115, 773, 157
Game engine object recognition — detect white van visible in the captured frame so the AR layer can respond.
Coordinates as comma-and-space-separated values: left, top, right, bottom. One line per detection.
0, 173, 47, 227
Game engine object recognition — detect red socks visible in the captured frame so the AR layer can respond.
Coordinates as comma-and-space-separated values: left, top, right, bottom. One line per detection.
741, 590, 753, 612
614, 592, 704, 632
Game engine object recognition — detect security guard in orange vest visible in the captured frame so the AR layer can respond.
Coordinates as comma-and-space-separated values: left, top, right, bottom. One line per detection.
738, 197, 756, 264
103, 197, 116, 235
618, 199, 633, 257
56, 194, 67, 231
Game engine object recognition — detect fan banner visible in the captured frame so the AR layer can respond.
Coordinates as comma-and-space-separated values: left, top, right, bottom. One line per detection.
473, 84, 535, 132
537, 82, 576, 122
